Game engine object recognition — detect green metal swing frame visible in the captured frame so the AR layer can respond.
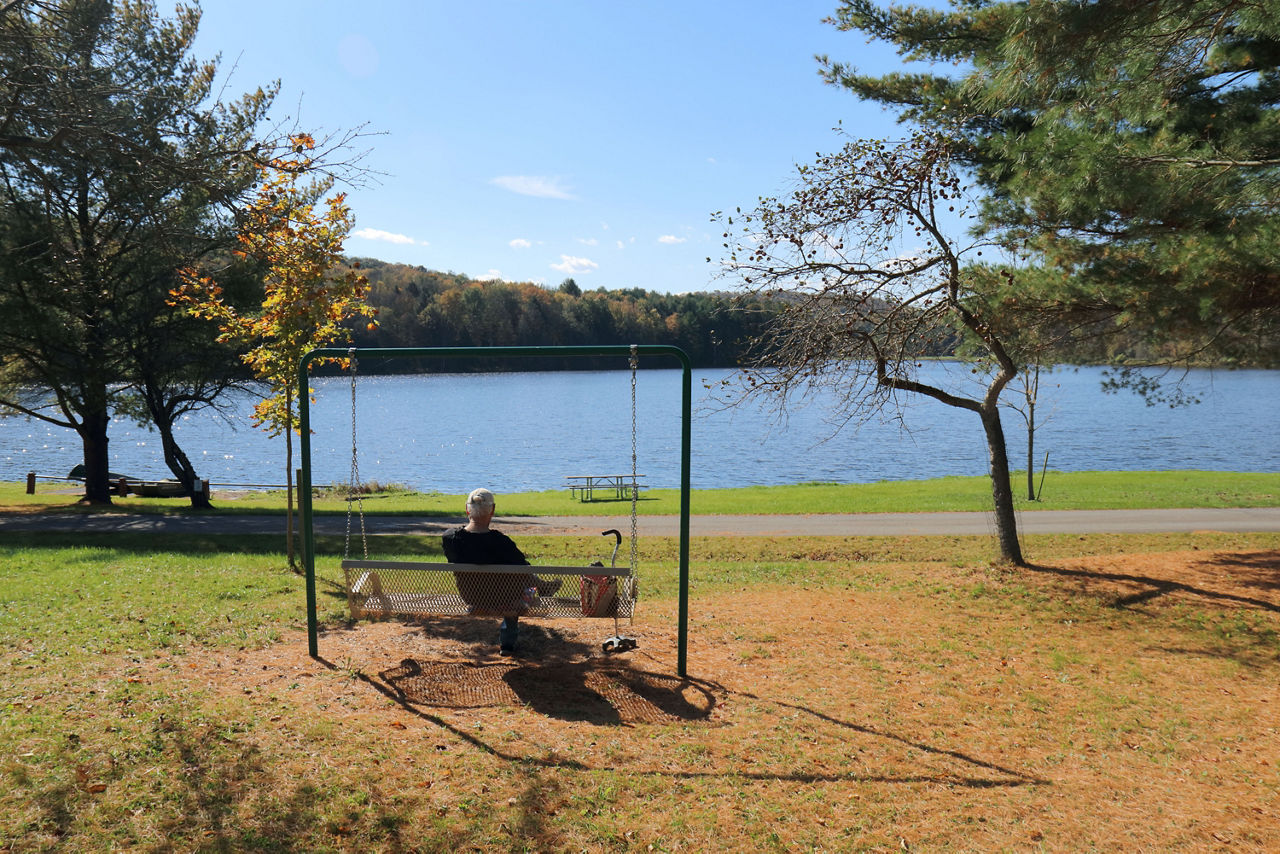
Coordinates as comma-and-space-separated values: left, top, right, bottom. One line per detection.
298, 344, 693, 677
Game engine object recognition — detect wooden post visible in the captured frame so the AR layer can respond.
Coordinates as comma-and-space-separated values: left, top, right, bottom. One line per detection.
201, 479, 211, 500
26, 472, 35, 494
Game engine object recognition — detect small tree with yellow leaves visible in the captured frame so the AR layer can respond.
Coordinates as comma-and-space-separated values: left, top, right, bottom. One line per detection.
173, 134, 375, 567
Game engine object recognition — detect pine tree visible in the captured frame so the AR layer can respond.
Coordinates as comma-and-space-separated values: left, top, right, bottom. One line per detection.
0, 0, 275, 503
822, 0, 1280, 369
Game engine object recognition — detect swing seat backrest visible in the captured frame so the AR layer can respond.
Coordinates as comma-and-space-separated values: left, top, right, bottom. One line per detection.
340, 559, 633, 620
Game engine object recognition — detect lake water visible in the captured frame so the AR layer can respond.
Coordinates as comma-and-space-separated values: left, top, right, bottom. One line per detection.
2, 364, 1278, 492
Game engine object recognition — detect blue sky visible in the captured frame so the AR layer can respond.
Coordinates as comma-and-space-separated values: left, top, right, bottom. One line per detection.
192, 1, 914, 294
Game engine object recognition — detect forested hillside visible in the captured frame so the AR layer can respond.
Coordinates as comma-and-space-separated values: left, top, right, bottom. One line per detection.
336, 257, 1232, 374
340, 258, 777, 370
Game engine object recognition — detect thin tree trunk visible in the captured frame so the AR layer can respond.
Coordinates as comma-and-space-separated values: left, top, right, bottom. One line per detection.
1026, 400, 1036, 501
142, 381, 214, 509
285, 387, 296, 570
877, 358, 1025, 565
981, 405, 1024, 566
1025, 364, 1039, 501
157, 417, 213, 509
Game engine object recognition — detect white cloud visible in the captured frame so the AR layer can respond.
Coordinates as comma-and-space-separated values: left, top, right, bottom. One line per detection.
490, 175, 575, 200
475, 269, 505, 281
576, 237, 598, 246
658, 235, 687, 245
509, 238, 532, 249
550, 254, 598, 274
353, 227, 422, 246
616, 240, 625, 250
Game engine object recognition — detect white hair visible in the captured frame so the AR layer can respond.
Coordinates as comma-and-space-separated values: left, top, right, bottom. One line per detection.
466, 488, 495, 512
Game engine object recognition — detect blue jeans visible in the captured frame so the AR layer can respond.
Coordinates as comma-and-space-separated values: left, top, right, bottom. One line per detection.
499, 616, 519, 650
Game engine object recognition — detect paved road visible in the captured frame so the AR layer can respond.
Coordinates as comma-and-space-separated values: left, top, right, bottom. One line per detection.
1, 507, 1276, 536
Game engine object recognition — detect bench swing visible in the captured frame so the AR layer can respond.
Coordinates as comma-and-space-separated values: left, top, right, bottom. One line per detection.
337, 346, 643, 653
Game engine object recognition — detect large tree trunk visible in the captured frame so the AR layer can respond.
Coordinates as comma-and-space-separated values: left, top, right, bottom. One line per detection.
79, 409, 113, 505
980, 405, 1024, 565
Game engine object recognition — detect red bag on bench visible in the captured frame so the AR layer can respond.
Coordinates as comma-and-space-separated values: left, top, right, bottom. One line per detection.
580, 574, 617, 616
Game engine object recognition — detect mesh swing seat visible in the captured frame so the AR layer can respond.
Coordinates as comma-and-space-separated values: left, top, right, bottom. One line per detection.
341, 559, 636, 620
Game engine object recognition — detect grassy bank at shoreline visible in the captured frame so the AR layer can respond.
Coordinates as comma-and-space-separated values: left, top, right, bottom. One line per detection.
4, 469, 1277, 516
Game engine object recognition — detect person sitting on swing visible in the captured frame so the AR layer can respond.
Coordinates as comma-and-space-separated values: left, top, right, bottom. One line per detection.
442, 488, 560, 655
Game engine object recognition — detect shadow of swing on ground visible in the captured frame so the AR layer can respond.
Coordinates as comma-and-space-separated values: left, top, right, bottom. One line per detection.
326, 605, 717, 725
346, 656, 1042, 789
377, 656, 718, 725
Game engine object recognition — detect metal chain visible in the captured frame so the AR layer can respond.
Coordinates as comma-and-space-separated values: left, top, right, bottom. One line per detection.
344, 347, 368, 559
628, 344, 639, 617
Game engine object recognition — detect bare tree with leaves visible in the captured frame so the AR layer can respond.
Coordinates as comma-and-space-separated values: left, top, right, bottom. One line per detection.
715, 133, 1030, 565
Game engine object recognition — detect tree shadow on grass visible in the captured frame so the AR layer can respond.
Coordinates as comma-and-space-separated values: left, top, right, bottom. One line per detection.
1025, 551, 1280, 666
1025, 552, 1280, 615
1200, 550, 1280, 595
17, 715, 329, 852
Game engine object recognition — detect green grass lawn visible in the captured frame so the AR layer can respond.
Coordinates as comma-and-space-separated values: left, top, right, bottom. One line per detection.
2, 528, 1277, 850
4, 469, 1278, 516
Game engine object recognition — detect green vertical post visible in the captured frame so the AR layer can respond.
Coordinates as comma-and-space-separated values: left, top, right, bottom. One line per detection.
298, 345, 692, 676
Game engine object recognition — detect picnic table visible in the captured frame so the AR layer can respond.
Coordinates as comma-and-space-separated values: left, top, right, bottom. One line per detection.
564, 474, 646, 501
